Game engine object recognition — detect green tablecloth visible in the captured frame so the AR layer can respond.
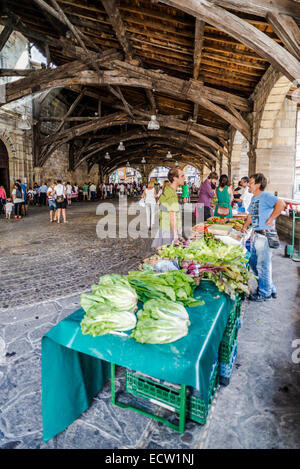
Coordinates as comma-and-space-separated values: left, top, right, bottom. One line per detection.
41, 281, 234, 442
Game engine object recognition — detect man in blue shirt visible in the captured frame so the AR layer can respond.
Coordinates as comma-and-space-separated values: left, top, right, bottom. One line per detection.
16, 179, 28, 216
242, 173, 285, 302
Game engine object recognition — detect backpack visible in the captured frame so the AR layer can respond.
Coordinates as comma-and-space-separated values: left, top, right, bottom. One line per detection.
16, 188, 22, 199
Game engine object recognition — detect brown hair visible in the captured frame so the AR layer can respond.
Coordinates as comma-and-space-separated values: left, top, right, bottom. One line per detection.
147, 181, 154, 189
168, 168, 180, 183
207, 172, 218, 180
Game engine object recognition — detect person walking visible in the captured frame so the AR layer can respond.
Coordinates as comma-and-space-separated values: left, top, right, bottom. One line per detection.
12, 182, 24, 219
142, 181, 158, 231
66, 182, 73, 206
181, 180, 190, 204
152, 167, 185, 248
16, 179, 28, 216
0, 185, 7, 216
5, 197, 13, 220
54, 180, 67, 223
83, 182, 89, 201
47, 182, 57, 222
90, 182, 96, 201
196, 172, 218, 221
39, 182, 48, 206
242, 173, 285, 302
214, 174, 233, 219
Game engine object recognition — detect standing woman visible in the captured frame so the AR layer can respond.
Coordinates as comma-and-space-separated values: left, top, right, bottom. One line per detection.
142, 181, 157, 231
181, 180, 189, 204
0, 185, 7, 215
12, 182, 24, 219
66, 181, 73, 206
214, 174, 233, 219
54, 180, 67, 223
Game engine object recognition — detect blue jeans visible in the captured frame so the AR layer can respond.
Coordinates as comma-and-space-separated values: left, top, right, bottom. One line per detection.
249, 233, 276, 298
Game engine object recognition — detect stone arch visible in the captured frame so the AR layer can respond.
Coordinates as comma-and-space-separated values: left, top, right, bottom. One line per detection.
255, 75, 296, 197
0, 131, 17, 193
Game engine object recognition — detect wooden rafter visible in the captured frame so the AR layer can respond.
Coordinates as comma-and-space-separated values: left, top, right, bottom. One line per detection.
0, 17, 15, 53
267, 13, 300, 60
101, 0, 135, 62
158, 0, 300, 82
206, 0, 300, 20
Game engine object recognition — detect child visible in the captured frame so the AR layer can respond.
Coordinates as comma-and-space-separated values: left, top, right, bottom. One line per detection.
5, 198, 13, 220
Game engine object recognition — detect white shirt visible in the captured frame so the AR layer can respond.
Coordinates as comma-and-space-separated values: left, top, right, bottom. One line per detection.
90, 184, 96, 192
54, 184, 66, 198
145, 188, 156, 204
241, 187, 253, 212
47, 187, 56, 200
5, 202, 13, 212
74, 186, 78, 194
66, 184, 72, 194
120, 184, 125, 193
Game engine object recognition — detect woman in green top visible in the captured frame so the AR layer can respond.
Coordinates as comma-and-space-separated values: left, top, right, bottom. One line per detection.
83, 183, 89, 201
214, 174, 233, 219
181, 181, 189, 204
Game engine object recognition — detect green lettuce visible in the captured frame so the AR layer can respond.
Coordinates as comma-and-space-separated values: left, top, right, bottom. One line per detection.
131, 298, 190, 344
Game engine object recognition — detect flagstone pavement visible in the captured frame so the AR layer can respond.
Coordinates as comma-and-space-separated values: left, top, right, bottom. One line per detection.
0, 200, 299, 449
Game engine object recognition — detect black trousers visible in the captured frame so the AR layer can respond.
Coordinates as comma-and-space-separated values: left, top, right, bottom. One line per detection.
204, 206, 212, 221
14, 202, 22, 216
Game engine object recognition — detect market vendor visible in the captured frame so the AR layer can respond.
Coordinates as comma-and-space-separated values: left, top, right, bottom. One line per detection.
196, 171, 218, 221
152, 168, 185, 248
214, 174, 233, 219
241, 173, 286, 302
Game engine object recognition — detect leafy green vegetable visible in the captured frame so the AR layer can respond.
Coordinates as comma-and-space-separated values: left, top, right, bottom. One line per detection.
159, 236, 253, 299
131, 298, 190, 344
127, 270, 201, 306
80, 274, 138, 337
81, 307, 137, 337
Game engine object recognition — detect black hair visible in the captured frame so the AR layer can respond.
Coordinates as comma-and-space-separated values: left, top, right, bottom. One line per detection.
241, 176, 249, 183
249, 173, 267, 191
219, 174, 229, 188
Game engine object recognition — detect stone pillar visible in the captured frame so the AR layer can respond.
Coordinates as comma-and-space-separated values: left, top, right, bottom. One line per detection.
256, 99, 297, 198
33, 167, 43, 185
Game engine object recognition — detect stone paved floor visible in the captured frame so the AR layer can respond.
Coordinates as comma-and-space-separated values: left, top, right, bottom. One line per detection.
0, 200, 299, 449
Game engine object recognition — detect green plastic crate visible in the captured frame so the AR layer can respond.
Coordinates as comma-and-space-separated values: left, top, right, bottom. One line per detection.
219, 316, 239, 364
125, 361, 219, 425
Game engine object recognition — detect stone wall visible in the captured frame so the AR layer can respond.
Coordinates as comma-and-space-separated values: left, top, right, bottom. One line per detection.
0, 28, 34, 193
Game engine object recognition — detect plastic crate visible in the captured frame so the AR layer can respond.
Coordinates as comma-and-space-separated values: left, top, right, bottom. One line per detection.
218, 316, 239, 364
125, 360, 219, 426
219, 340, 237, 386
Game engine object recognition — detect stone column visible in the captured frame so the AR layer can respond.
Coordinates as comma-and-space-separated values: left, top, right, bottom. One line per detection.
33, 167, 43, 185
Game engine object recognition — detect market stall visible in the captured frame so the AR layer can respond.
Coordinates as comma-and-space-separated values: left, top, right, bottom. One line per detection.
41, 216, 250, 441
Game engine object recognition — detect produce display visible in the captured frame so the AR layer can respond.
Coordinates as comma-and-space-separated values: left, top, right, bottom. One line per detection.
131, 298, 190, 344
127, 270, 202, 307
205, 217, 246, 232
80, 274, 138, 337
159, 234, 252, 299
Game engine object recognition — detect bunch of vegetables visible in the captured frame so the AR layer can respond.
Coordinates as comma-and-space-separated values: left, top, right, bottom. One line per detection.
131, 298, 190, 344
159, 236, 252, 299
80, 274, 138, 337
127, 270, 202, 307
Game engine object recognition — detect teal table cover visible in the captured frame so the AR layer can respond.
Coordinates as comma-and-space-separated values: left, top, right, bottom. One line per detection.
41, 281, 234, 442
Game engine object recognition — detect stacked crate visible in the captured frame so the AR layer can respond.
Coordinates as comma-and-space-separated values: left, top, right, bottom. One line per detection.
125, 358, 219, 426
218, 295, 241, 385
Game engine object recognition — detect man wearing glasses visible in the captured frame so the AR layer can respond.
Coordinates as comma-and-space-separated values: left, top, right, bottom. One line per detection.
152, 168, 185, 248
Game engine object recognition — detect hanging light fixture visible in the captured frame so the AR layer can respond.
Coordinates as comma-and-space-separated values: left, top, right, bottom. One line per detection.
118, 141, 125, 151
147, 114, 160, 130
141, 157, 146, 164
126, 161, 130, 167
175, 160, 179, 167
18, 113, 31, 130
166, 151, 172, 159
104, 152, 110, 160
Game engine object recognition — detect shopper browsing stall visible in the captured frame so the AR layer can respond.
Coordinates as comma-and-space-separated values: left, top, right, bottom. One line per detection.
242, 173, 285, 302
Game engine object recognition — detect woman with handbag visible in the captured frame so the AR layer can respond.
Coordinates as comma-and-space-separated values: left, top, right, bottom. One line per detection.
54, 180, 67, 224
141, 181, 158, 231
214, 174, 233, 219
